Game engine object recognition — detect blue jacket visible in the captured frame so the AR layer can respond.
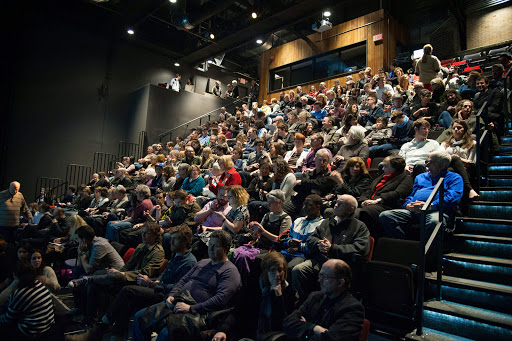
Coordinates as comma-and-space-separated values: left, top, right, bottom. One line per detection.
403, 170, 463, 215
181, 177, 205, 196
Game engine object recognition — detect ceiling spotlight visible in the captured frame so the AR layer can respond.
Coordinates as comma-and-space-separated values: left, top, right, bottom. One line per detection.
169, 0, 177, 3
174, 62, 180, 66
210, 33, 215, 39
127, 29, 134, 35
207, 60, 213, 64
323, 10, 331, 17
251, 12, 257, 19
256, 39, 263, 44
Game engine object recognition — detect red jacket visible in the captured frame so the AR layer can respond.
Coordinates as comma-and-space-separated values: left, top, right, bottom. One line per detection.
209, 167, 242, 194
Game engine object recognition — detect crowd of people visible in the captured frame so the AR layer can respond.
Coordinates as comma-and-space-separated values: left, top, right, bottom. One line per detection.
0, 43, 510, 341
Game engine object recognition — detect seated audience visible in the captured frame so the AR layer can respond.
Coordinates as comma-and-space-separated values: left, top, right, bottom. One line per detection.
181, 165, 205, 197
399, 119, 440, 177
208, 155, 242, 195
367, 117, 393, 157
329, 157, 372, 200
333, 126, 369, 172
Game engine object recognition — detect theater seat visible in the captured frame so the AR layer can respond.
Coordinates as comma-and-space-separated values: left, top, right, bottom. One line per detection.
365, 236, 375, 261
360, 319, 370, 341
123, 248, 135, 263
159, 259, 169, 275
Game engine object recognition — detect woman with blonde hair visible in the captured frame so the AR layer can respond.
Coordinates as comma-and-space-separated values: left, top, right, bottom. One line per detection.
199, 146, 215, 171
415, 44, 441, 91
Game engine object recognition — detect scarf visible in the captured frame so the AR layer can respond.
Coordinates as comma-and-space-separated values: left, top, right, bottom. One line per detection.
396, 115, 409, 128
371, 173, 396, 199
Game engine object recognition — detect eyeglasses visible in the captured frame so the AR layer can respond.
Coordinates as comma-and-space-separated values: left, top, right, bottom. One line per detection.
452, 126, 464, 130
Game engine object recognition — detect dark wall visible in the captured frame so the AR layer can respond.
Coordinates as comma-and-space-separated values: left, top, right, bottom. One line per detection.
2, 2, 248, 201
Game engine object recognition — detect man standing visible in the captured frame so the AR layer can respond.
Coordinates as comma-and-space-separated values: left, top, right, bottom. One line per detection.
132, 230, 240, 341
283, 259, 364, 341
292, 195, 369, 299
379, 151, 463, 239
249, 79, 259, 107
167, 73, 181, 92
473, 76, 504, 137
0, 181, 32, 242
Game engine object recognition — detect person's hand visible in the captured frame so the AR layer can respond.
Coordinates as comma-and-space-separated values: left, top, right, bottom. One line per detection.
137, 274, 152, 287
300, 316, 307, 322
164, 217, 172, 225
143, 210, 151, 217
53, 238, 62, 244
362, 199, 379, 206
102, 212, 109, 217
488, 122, 495, 131
269, 274, 282, 296
212, 332, 227, 341
107, 268, 120, 273
78, 239, 88, 252
36, 275, 46, 284
197, 225, 207, 233
313, 325, 328, 335
20, 223, 28, 229
165, 296, 175, 309
366, 137, 372, 144
288, 239, 300, 248
174, 302, 191, 313
390, 137, 398, 142
422, 107, 429, 114
211, 199, 219, 211
333, 155, 344, 163
325, 194, 335, 201
329, 170, 343, 184
133, 223, 142, 230
360, 109, 367, 116
318, 237, 331, 254
155, 205, 161, 213
213, 211, 226, 221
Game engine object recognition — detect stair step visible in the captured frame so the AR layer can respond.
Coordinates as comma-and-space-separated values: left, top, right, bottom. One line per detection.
435, 284, 512, 314
492, 155, 512, 163
488, 165, 512, 175
479, 188, 512, 201
443, 253, 512, 285
489, 178, 512, 186
407, 328, 474, 341
455, 217, 512, 237
423, 301, 512, 339
503, 137, 512, 144
500, 146, 512, 153
425, 273, 512, 296
467, 202, 512, 220
450, 234, 512, 258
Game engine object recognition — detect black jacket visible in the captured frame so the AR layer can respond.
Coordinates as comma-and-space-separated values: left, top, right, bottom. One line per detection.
359, 171, 413, 208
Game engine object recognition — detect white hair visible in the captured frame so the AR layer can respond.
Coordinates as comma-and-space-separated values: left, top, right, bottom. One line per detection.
348, 126, 367, 144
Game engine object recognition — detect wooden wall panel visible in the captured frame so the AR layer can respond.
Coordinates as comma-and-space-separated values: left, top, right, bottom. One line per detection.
258, 10, 407, 104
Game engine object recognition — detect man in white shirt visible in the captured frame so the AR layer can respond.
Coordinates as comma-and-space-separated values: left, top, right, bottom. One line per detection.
167, 73, 181, 92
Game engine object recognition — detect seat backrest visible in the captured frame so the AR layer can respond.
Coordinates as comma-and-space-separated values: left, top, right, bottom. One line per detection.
123, 248, 136, 264
370, 156, 385, 169
360, 319, 370, 341
159, 259, 169, 275
463, 52, 482, 61
373, 237, 419, 267
489, 46, 508, 55
365, 236, 375, 260
365, 157, 372, 169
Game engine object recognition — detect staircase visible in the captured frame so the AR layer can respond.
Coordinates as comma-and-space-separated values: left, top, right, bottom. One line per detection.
419, 128, 512, 340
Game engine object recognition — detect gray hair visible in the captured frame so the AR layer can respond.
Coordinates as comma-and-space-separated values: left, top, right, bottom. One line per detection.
267, 189, 285, 203
315, 148, 331, 161
430, 150, 452, 170
115, 185, 126, 195
136, 184, 151, 199
348, 126, 367, 144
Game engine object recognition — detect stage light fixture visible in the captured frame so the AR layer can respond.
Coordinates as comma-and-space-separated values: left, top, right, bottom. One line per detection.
323, 10, 331, 17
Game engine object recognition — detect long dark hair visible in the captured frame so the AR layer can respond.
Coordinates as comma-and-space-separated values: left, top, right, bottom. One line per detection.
14, 261, 37, 289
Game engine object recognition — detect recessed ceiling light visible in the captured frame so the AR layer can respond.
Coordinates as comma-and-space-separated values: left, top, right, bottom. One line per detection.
323, 10, 331, 17
256, 39, 263, 44
169, 0, 177, 3
174, 62, 180, 66
251, 12, 257, 19
127, 29, 134, 35
207, 60, 213, 64
210, 33, 215, 39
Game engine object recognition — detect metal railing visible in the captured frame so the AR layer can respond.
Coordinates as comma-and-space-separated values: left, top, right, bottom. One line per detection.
504, 68, 511, 128
93, 152, 119, 174
410, 177, 445, 337
66, 164, 92, 189
158, 96, 250, 142
34, 177, 66, 203
475, 100, 489, 191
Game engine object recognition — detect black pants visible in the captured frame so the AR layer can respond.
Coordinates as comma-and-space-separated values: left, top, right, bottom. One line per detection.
107, 285, 165, 335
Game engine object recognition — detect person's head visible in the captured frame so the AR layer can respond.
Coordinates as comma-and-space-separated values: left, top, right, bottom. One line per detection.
419, 89, 432, 105
95, 186, 108, 199
413, 119, 430, 140
189, 165, 201, 179
39, 202, 50, 214
227, 185, 249, 208
176, 73, 181, 80
53, 207, 65, 219
9, 181, 20, 196
391, 94, 403, 108
382, 155, 406, 175
178, 163, 190, 178
163, 165, 176, 180
322, 116, 335, 129
445, 89, 461, 104
30, 249, 45, 271
66, 215, 87, 241
342, 157, 368, 179
153, 190, 164, 207
209, 230, 232, 263
255, 138, 265, 154
168, 224, 193, 254
260, 251, 288, 288
303, 194, 323, 218
267, 189, 285, 213
499, 52, 511, 69
423, 44, 433, 56
427, 150, 451, 177
450, 119, 472, 143
319, 259, 352, 298
259, 160, 272, 177
13, 261, 37, 289
376, 117, 389, 130
136, 185, 151, 201
294, 133, 306, 150
492, 63, 505, 80
171, 189, 189, 207
476, 76, 489, 93
114, 168, 126, 179
17, 243, 33, 261
457, 99, 473, 119
185, 146, 195, 159
310, 133, 324, 150
314, 148, 330, 171
142, 222, 162, 245
76, 225, 95, 248
413, 82, 424, 94
115, 185, 127, 199
232, 147, 242, 160
273, 157, 292, 181
346, 126, 366, 145
218, 155, 235, 172
390, 110, 405, 125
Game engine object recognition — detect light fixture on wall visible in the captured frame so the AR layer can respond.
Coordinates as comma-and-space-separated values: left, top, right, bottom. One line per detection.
127, 29, 135, 35
323, 10, 331, 17
256, 39, 263, 44
174, 62, 180, 66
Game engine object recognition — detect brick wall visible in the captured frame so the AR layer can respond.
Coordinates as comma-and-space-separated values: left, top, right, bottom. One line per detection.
467, 6, 512, 50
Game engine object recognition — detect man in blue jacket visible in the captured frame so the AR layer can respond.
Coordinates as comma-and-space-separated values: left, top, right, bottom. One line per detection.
379, 150, 463, 239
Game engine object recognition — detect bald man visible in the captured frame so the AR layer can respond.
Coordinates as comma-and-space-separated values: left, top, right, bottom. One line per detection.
283, 259, 364, 340
292, 194, 369, 300
0, 182, 32, 242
